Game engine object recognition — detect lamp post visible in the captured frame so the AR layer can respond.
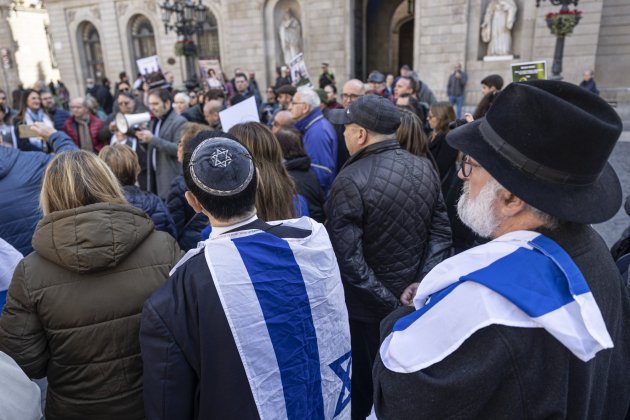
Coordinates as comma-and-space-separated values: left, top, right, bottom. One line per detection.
536, 0, 581, 80
159, 0, 208, 89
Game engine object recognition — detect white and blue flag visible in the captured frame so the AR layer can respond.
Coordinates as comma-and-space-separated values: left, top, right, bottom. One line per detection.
0, 238, 22, 313
380, 230, 613, 373
177, 217, 351, 420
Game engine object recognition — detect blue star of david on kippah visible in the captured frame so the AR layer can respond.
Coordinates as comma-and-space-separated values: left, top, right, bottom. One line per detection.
329, 351, 351, 417
210, 147, 232, 168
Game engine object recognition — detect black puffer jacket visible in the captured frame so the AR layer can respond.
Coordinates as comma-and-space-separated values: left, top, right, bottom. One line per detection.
326, 140, 452, 322
123, 185, 177, 239
284, 156, 325, 223
165, 175, 208, 251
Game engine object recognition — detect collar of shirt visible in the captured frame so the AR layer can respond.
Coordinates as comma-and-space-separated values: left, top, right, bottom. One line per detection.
210, 214, 259, 239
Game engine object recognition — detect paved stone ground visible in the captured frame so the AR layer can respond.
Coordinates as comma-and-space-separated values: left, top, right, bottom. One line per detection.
592, 134, 630, 247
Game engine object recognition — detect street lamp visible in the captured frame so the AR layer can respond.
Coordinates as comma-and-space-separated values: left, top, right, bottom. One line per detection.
159, 0, 209, 88
536, 0, 581, 80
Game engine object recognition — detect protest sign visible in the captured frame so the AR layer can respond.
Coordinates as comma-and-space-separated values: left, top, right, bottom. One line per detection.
199, 59, 225, 89
136, 55, 167, 89
288, 53, 312, 88
511, 61, 547, 83
219, 96, 260, 133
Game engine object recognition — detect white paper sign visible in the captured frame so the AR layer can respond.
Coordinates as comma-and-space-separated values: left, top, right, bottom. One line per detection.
219, 96, 260, 133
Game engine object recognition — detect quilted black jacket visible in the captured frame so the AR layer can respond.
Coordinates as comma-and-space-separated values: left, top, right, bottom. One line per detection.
326, 139, 452, 322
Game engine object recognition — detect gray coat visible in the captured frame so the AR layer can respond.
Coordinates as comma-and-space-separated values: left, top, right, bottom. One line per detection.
148, 110, 187, 199
373, 223, 630, 419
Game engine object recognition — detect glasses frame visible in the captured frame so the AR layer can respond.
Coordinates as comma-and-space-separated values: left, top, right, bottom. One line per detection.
461, 155, 481, 178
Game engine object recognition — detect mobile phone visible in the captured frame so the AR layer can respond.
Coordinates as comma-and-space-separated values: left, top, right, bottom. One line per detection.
18, 125, 39, 138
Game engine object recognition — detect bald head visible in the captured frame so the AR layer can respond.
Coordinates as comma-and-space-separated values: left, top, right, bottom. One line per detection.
70, 97, 89, 119
342, 79, 366, 108
272, 110, 294, 134
204, 99, 224, 127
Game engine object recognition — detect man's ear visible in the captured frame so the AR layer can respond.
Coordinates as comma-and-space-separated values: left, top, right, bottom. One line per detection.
497, 189, 526, 217
357, 127, 368, 146
185, 191, 204, 213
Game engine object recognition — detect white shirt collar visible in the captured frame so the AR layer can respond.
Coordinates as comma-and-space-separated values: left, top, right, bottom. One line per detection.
210, 214, 259, 238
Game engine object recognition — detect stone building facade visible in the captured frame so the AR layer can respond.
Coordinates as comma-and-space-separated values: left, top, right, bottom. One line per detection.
20, 0, 630, 105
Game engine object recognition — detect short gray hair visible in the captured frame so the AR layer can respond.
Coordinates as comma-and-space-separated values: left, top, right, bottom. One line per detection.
174, 92, 190, 105
297, 87, 320, 109
527, 204, 560, 230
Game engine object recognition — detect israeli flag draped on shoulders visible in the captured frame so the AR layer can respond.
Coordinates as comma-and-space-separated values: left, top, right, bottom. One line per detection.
380, 230, 613, 374
174, 217, 351, 420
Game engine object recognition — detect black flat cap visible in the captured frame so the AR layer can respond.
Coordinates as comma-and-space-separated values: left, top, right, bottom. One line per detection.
328, 95, 401, 134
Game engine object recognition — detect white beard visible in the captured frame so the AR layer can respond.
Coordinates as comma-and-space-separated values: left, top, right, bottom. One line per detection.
457, 178, 503, 238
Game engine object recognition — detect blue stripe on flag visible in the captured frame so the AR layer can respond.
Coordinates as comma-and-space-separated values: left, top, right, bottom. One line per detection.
0, 290, 6, 315
529, 235, 590, 296
232, 233, 325, 420
392, 281, 464, 332
463, 247, 574, 318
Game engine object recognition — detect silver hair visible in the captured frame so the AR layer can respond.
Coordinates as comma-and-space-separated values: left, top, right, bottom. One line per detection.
174, 92, 190, 105
297, 87, 320, 109
527, 205, 560, 230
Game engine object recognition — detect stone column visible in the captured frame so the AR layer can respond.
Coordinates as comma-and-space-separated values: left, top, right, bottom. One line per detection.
0, 0, 22, 95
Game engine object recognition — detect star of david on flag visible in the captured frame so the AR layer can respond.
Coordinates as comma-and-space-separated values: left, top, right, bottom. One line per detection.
329, 351, 351, 417
210, 147, 232, 168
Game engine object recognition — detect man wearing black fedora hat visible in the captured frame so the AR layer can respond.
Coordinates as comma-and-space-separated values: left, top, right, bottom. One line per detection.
374, 80, 630, 418
140, 132, 352, 419
327, 95, 452, 419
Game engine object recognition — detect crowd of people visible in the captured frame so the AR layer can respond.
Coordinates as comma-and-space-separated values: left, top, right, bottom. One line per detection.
0, 59, 629, 420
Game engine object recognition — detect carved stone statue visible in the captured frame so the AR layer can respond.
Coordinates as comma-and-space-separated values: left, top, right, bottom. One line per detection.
481, 0, 518, 57
278, 8, 302, 63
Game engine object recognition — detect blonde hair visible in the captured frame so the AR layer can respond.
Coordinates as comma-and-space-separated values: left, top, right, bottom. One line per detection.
180, 122, 209, 151
99, 144, 140, 186
41, 150, 127, 215
228, 122, 297, 220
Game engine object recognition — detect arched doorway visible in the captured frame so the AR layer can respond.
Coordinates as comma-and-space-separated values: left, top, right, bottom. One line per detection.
354, 0, 414, 79
128, 15, 157, 73
77, 21, 105, 80
398, 19, 414, 70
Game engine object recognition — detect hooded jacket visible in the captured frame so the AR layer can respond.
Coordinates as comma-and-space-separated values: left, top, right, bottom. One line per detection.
0, 203, 181, 420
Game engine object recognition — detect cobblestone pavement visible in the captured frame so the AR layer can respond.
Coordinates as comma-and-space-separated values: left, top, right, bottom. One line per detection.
593, 135, 630, 247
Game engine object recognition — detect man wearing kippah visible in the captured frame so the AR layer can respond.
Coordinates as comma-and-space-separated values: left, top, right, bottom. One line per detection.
326, 96, 452, 419
374, 80, 630, 418
139, 131, 352, 420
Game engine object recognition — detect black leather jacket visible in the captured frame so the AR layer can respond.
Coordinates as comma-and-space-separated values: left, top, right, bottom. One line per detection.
326, 139, 452, 322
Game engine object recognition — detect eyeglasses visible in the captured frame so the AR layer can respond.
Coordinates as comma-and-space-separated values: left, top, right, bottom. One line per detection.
290, 101, 305, 106
461, 155, 481, 178
342, 93, 361, 100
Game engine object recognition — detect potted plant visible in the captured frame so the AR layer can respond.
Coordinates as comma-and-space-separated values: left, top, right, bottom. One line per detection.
545, 9, 582, 36
174, 39, 198, 57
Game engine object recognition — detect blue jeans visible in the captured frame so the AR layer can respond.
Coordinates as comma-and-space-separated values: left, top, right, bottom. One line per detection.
448, 95, 464, 119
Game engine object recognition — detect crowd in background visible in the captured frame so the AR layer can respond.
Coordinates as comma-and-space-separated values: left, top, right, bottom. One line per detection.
0, 57, 626, 420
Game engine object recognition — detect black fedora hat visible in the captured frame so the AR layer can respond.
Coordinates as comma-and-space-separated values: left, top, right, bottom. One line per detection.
446, 80, 622, 224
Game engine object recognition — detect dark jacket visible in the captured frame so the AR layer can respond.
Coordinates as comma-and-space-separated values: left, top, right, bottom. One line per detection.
166, 175, 209, 251
123, 185, 177, 238
446, 71, 468, 97
0, 203, 181, 420
0, 131, 77, 255
284, 156, 325, 223
580, 79, 600, 96
429, 132, 459, 197
326, 140, 452, 322
140, 219, 311, 420
62, 114, 106, 152
181, 103, 206, 125
13, 117, 48, 152
373, 223, 630, 419
48, 107, 70, 131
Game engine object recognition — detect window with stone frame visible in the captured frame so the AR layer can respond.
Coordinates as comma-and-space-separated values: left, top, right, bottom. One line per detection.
197, 12, 220, 59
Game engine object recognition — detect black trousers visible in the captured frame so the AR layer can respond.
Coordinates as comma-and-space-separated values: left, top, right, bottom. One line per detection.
350, 319, 381, 420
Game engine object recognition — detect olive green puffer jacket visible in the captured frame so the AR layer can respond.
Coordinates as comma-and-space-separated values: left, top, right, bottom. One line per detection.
0, 203, 182, 420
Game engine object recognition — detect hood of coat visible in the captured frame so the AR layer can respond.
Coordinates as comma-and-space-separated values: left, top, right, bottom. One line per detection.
0, 147, 19, 180
32, 202, 155, 274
